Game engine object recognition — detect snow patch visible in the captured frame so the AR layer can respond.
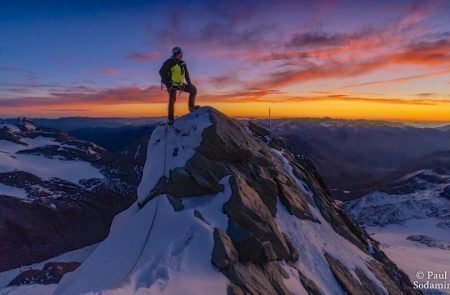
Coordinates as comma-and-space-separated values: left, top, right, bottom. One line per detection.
273, 149, 387, 295
137, 108, 212, 204
0, 284, 56, 295
0, 135, 104, 183
0, 183, 28, 199
278, 262, 308, 295
55, 176, 232, 295
0, 243, 98, 289
369, 219, 450, 294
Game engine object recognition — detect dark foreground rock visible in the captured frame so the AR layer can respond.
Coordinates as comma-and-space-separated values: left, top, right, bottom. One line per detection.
8, 262, 80, 286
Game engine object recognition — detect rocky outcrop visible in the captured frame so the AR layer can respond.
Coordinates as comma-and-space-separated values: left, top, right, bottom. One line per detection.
8, 262, 80, 286
325, 253, 386, 295
212, 228, 238, 269
145, 108, 315, 222
224, 262, 293, 295
224, 176, 294, 263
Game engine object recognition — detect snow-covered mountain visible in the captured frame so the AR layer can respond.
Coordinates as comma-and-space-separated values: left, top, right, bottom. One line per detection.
345, 153, 450, 294
7, 107, 416, 295
0, 118, 141, 273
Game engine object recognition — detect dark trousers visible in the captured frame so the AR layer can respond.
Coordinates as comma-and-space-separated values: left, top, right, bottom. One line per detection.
168, 83, 197, 121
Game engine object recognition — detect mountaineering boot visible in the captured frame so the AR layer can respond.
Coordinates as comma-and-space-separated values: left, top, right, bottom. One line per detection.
168, 118, 174, 125
189, 105, 200, 112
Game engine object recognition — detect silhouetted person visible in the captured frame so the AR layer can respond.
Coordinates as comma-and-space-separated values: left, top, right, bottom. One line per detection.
159, 47, 199, 125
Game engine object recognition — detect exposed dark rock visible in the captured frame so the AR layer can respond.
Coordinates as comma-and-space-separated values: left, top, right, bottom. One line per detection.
282, 233, 299, 262
0, 127, 27, 145
8, 262, 80, 286
227, 283, 245, 295
224, 176, 292, 263
325, 253, 385, 295
440, 186, 450, 200
17, 144, 101, 162
168, 167, 221, 197
407, 235, 450, 250
212, 228, 238, 269
297, 269, 323, 295
248, 120, 270, 138
367, 259, 420, 295
224, 262, 293, 295
193, 209, 210, 225
144, 109, 315, 223
275, 174, 317, 221
167, 195, 184, 211
325, 252, 420, 295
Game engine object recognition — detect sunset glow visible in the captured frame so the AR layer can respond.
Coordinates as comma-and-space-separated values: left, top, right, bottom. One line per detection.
1, 0, 449, 121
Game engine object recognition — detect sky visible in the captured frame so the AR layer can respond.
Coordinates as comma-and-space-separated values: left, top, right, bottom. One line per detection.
1, 0, 450, 121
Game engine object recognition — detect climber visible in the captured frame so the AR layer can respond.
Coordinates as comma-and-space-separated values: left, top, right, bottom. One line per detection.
159, 46, 200, 125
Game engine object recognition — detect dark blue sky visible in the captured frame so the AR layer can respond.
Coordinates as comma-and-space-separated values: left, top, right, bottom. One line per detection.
1, 0, 450, 120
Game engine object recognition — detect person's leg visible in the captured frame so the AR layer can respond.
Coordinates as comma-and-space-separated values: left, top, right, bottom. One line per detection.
182, 84, 198, 110
168, 87, 177, 123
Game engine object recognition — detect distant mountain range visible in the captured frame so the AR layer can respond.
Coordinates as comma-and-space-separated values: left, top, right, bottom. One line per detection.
344, 150, 450, 292
260, 118, 450, 200
3, 117, 164, 131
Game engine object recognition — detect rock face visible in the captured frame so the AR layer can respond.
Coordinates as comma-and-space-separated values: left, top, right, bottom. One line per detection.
212, 228, 238, 269
8, 262, 80, 286
0, 119, 142, 271
138, 108, 418, 294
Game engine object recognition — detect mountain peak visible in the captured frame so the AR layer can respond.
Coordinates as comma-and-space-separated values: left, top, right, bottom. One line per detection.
55, 107, 417, 295
16, 117, 38, 131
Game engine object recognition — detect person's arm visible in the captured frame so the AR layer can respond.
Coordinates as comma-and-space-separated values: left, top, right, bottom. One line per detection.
159, 59, 172, 87
184, 63, 192, 85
